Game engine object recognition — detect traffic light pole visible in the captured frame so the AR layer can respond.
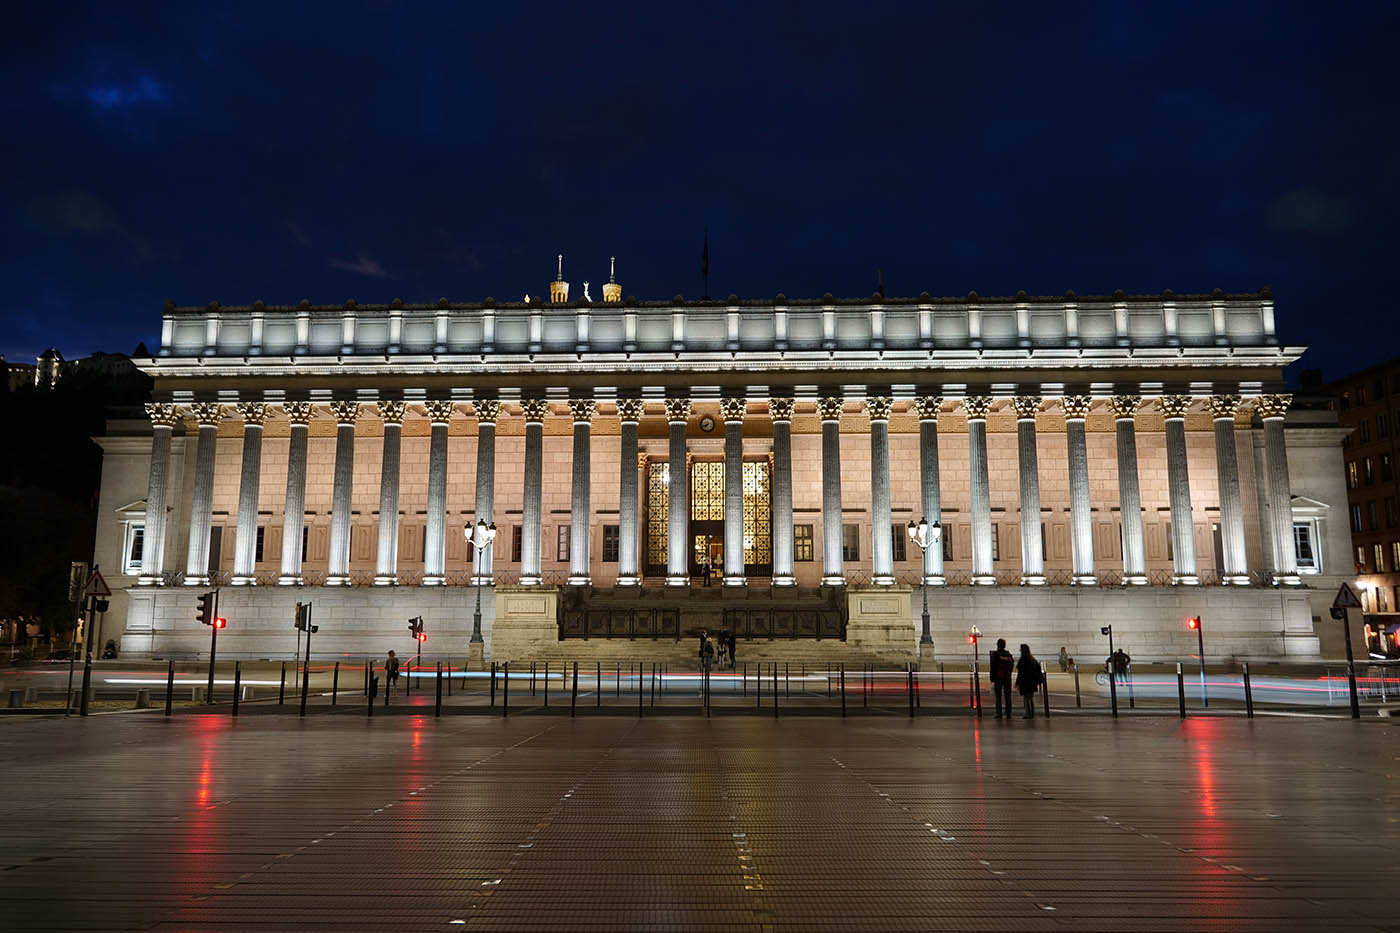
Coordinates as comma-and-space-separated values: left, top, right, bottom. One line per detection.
206, 589, 219, 704
1341, 608, 1361, 719
300, 603, 313, 717
78, 594, 94, 717
1196, 617, 1208, 708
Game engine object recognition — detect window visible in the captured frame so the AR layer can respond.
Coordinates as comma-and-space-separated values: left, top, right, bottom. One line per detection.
1359, 384, 1368, 405
841, 524, 860, 562
1388, 497, 1398, 528
942, 525, 953, 561
1384, 455, 1394, 483
1376, 543, 1386, 574
302, 526, 309, 562
1293, 522, 1317, 571
990, 524, 1001, 561
1392, 541, 1400, 571
1381, 414, 1391, 439
1379, 587, 1389, 612
555, 525, 570, 562
1340, 392, 1351, 412
511, 525, 523, 562
1357, 545, 1367, 570
1351, 504, 1364, 533
1343, 434, 1353, 450
602, 525, 619, 562
1362, 589, 1371, 613
891, 525, 906, 562
122, 523, 145, 576
794, 524, 814, 562
1348, 461, 1359, 488
1365, 458, 1376, 485
1360, 420, 1371, 444
255, 526, 265, 563
1369, 500, 1380, 531
1375, 377, 1386, 400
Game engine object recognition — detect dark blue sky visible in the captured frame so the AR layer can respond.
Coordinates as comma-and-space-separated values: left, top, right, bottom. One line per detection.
4, 1, 1397, 380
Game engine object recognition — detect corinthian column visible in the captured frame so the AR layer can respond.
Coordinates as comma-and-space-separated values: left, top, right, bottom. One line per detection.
278, 402, 313, 584
768, 398, 796, 586
1108, 396, 1146, 584
1207, 395, 1249, 584
721, 396, 747, 586
139, 403, 180, 585
616, 399, 646, 586
1012, 396, 1045, 584
913, 396, 944, 584
373, 400, 406, 585
817, 396, 845, 585
664, 398, 692, 586
1258, 394, 1301, 585
1062, 396, 1096, 584
471, 400, 501, 586
962, 396, 995, 584
520, 398, 550, 585
326, 401, 361, 585
421, 400, 455, 585
184, 402, 225, 585
568, 399, 597, 585
866, 397, 895, 585
231, 402, 268, 584
1158, 395, 1198, 584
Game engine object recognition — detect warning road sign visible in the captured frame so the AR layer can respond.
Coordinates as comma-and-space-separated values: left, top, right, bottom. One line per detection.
1331, 583, 1362, 611
84, 569, 111, 598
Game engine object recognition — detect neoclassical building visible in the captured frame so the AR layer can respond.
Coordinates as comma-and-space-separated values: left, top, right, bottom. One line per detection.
93, 273, 1351, 662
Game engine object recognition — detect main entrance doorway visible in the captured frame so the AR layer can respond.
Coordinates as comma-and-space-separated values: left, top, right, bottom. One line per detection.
644, 459, 772, 580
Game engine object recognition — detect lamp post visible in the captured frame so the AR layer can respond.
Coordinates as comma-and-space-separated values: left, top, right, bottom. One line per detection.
466, 520, 498, 647
907, 518, 942, 646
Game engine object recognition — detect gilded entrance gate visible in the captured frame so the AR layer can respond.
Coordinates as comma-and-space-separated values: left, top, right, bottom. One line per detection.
644, 459, 772, 580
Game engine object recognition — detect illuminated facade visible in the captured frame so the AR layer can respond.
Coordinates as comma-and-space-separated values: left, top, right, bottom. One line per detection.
92, 270, 1352, 662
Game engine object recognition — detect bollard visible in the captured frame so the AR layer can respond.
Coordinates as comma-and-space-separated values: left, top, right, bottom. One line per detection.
406, 661, 412, 696
840, 664, 846, 717
616, 662, 621, 698
907, 664, 914, 718
301, 659, 311, 717
232, 662, 241, 717
367, 663, 375, 718
827, 663, 832, 698
544, 661, 549, 708
940, 661, 945, 691
447, 661, 453, 697
1243, 662, 1254, 718
435, 662, 443, 717
638, 662, 643, 717
279, 661, 286, 706
1176, 663, 1186, 719
743, 661, 747, 697
1041, 673, 1050, 718
597, 662, 602, 709
756, 659, 761, 708
571, 661, 579, 716
332, 662, 340, 706
1074, 663, 1082, 708
772, 663, 779, 718
364, 660, 370, 697
651, 662, 657, 707
490, 662, 496, 707
532, 661, 537, 697
1108, 665, 1119, 718
973, 659, 983, 717
80, 656, 93, 717
503, 661, 510, 717
785, 662, 790, 699
165, 659, 175, 717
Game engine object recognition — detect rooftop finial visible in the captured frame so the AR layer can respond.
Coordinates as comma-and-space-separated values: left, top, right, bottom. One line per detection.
609, 256, 616, 284
556, 253, 564, 282
603, 255, 622, 303
550, 254, 569, 303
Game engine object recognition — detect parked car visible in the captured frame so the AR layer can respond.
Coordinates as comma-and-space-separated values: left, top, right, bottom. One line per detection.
42, 649, 76, 663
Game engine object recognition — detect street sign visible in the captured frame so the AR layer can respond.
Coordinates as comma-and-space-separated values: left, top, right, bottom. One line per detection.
84, 569, 111, 598
1332, 583, 1362, 611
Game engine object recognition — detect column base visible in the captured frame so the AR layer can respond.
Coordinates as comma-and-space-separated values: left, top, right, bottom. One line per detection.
520, 574, 541, 586
566, 574, 591, 586
665, 574, 689, 587
421, 575, 444, 586
1123, 574, 1148, 585
470, 575, 495, 587
1223, 574, 1252, 586
1172, 574, 1200, 585
468, 641, 485, 670
871, 574, 895, 586
615, 575, 640, 587
1071, 574, 1097, 586
230, 575, 254, 586
137, 575, 163, 587
723, 577, 747, 587
821, 574, 845, 586
1273, 574, 1303, 586
325, 575, 349, 587
1020, 574, 1046, 586
373, 575, 397, 586
772, 574, 796, 587
971, 574, 996, 586
278, 574, 304, 586
183, 576, 209, 587
922, 575, 946, 587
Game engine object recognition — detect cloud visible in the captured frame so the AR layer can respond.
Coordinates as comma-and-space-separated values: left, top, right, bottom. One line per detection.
329, 252, 389, 278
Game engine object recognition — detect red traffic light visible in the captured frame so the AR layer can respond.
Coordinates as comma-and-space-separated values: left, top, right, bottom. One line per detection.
417, 632, 427, 643
214, 617, 227, 629
1187, 616, 1200, 630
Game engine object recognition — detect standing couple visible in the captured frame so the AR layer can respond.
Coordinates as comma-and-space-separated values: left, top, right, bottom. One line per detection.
989, 638, 1044, 719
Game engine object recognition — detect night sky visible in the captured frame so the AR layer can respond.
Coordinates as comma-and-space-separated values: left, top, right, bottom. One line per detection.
4, 1, 1397, 381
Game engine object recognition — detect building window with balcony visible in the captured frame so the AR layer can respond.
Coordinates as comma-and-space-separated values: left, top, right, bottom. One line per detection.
121, 522, 145, 576
794, 524, 814, 561
602, 525, 619, 562
841, 524, 860, 562
1361, 420, 1371, 444
1351, 504, 1364, 533
1293, 521, 1319, 572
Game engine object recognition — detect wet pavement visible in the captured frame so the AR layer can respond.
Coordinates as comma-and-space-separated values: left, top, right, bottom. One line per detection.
1, 710, 1396, 930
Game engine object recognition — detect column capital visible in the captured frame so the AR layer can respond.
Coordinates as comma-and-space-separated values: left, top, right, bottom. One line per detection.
422, 399, 456, 425
236, 402, 269, 426
376, 400, 407, 424
1156, 395, 1193, 419
767, 397, 795, 423
1060, 395, 1093, 420
1011, 396, 1042, 421
282, 401, 315, 425
912, 396, 943, 422
1255, 394, 1292, 419
328, 400, 362, 425
1107, 395, 1142, 419
663, 397, 692, 423
568, 398, 598, 423
961, 396, 993, 421
520, 398, 552, 423
188, 402, 226, 427
1205, 394, 1242, 420
472, 399, 501, 424
816, 396, 845, 422
864, 397, 893, 422
145, 402, 181, 428
616, 398, 647, 423
719, 396, 747, 423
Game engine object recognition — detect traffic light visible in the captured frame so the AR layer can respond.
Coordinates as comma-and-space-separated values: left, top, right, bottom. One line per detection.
213, 617, 226, 629
295, 602, 307, 631
196, 591, 213, 626
417, 631, 427, 643
408, 616, 424, 639
1187, 616, 1201, 631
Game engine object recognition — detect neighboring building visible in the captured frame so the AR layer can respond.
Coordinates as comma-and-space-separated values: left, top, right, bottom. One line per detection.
92, 270, 1349, 663
0, 356, 38, 391
35, 348, 63, 388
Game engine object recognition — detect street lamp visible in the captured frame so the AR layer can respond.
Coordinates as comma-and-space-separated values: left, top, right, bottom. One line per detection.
466, 520, 498, 645
907, 518, 943, 646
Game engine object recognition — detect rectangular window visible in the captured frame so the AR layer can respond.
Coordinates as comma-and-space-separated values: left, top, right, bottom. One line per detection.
942, 525, 953, 561
891, 525, 906, 562
122, 523, 145, 576
1349, 461, 1359, 488
511, 525, 523, 562
255, 526, 265, 563
1362, 589, 1371, 613
1352, 504, 1364, 533
302, 526, 309, 562
1388, 498, 1398, 528
794, 524, 814, 562
1369, 500, 1380, 531
1293, 522, 1317, 571
1376, 543, 1386, 574
1361, 420, 1371, 444
1359, 384, 1368, 405
1365, 458, 1376, 485
841, 524, 860, 562
1381, 414, 1391, 439
1392, 541, 1400, 571
1340, 392, 1351, 412
1379, 587, 1389, 612
602, 525, 619, 562
1384, 455, 1394, 483
991, 524, 1001, 562
1375, 377, 1386, 400
1358, 545, 1367, 570
556, 525, 570, 562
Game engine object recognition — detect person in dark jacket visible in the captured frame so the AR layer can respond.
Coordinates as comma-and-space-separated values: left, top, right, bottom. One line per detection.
1015, 644, 1042, 719
989, 638, 1015, 719
726, 630, 737, 668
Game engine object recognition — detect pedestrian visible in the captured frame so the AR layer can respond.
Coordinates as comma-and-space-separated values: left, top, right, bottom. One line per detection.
716, 635, 728, 668
1111, 647, 1131, 684
698, 629, 708, 664
989, 638, 1015, 719
701, 632, 714, 674
726, 630, 737, 669
1057, 646, 1069, 673
702, 559, 712, 587
1015, 644, 1042, 719
386, 649, 400, 695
